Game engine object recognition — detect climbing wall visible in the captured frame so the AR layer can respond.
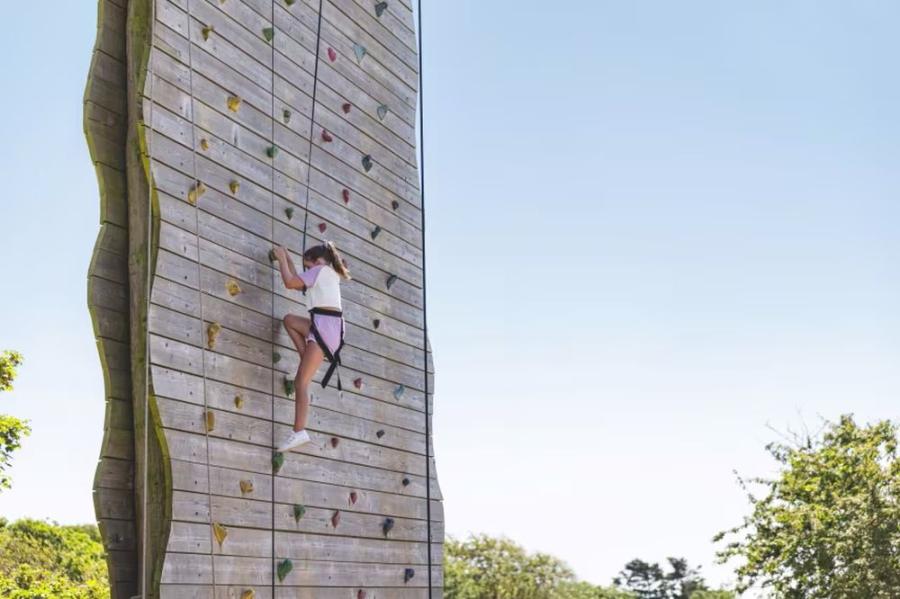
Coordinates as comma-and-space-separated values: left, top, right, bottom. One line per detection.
85, 0, 442, 597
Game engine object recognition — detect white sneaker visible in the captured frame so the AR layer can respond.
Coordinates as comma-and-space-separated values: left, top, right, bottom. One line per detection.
277, 429, 311, 452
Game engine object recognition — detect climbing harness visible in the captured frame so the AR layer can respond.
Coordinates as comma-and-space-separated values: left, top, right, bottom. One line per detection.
308, 307, 346, 390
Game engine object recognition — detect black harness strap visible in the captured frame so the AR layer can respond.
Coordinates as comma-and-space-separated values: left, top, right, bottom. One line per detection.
308, 307, 345, 390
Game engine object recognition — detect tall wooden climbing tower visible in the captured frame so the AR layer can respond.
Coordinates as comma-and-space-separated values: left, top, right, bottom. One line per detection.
84, 0, 441, 597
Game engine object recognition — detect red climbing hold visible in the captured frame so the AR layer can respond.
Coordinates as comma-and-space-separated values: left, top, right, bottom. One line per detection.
331, 437, 340, 448
321, 129, 333, 142
358, 591, 367, 599
353, 377, 363, 389
331, 510, 341, 528
349, 491, 358, 504
327, 47, 337, 62
342, 102, 352, 114
342, 189, 350, 204
318, 222, 327, 233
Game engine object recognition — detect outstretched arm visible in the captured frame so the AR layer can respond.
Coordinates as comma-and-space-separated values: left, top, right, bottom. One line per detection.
273, 247, 306, 290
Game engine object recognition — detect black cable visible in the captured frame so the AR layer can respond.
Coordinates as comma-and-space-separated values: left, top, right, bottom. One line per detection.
301, 0, 327, 257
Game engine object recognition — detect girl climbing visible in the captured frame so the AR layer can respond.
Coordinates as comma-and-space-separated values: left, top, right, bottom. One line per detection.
272, 241, 351, 452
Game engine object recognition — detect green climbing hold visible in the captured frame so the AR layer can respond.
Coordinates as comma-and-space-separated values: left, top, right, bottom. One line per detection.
375, 1, 388, 17
267, 146, 278, 158
285, 207, 294, 220
370, 225, 382, 240
391, 200, 400, 210
262, 27, 275, 42
353, 43, 367, 63
268, 249, 277, 262
393, 384, 405, 400
285, 0, 296, 5
277, 558, 293, 582
201, 25, 214, 41
382, 517, 395, 536
362, 155, 373, 172
377, 104, 389, 121
373, 318, 381, 329
386, 274, 397, 289
273, 352, 281, 363
283, 377, 294, 397
402, 476, 410, 486
376, 429, 385, 438
272, 451, 284, 474
283, 108, 292, 123
293, 504, 306, 522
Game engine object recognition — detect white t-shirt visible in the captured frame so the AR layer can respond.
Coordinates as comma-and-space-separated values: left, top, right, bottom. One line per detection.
298, 264, 342, 311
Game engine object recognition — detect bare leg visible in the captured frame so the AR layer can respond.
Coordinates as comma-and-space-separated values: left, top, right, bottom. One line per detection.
294, 341, 324, 431
283, 314, 310, 356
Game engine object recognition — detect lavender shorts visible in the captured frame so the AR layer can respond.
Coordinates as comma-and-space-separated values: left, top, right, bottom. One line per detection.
307, 313, 344, 357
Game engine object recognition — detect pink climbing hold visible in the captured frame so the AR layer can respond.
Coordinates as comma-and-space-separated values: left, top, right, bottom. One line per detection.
342, 189, 350, 204
349, 491, 358, 505
358, 591, 367, 599
353, 377, 363, 389
331, 510, 341, 527
321, 129, 333, 142
318, 223, 327, 233
327, 47, 337, 62
342, 102, 352, 114
331, 437, 340, 448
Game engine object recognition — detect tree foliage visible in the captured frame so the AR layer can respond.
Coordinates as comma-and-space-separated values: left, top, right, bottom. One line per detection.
613, 558, 733, 599
0, 350, 30, 491
715, 415, 900, 598
0, 518, 109, 598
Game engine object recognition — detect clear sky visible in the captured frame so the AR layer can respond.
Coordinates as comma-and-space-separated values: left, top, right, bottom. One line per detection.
1, 0, 898, 592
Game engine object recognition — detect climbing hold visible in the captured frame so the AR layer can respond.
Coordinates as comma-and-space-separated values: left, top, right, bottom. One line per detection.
272, 451, 285, 474
393, 384, 405, 399
201, 25, 214, 40
277, 558, 293, 582
206, 322, 221, 349
362, 154, 373, 172
285, 0, 295, 5
376, 429, 385, 438
342, 189, 351, 204
293, 503, 306, 522
377, 104, 389, 121
331, 437, 340, 448
327, 47, 337, 62
373, 318, 381, 329
205, 409, 215, 432
375, 1, 388, 17
353, 43, 367, 63
241, 589, 254, 599
227, 95, 241, 112
200, 138, 209, 151
187, 181, 206, 206
321, 129, 333, 143
370, 225, 382, 240
342, 102, 352, 114
226, 279, 242, 296
229, 180, 240, 195
353, 377, 363, 389
382, 517, 395, 537
273, 352, 281, 363
358, 590, 367, 599
268, 249, 278, 262
234, 395, 244, 409
331, 510, 341, 528
391, 200, 400, 210
404, 568, 415, 583
349, 491, 358, 504
212, 522, 227, 547
386, 274, 398, 289
266, 145, 278, 158
283, 377, 294, 397
239, 479, 253, 494
318, 222, 327, 233
285, 206, 294, 220
402, 477, 410, 486
262, 27, 275, 42
283, 108, 291, 123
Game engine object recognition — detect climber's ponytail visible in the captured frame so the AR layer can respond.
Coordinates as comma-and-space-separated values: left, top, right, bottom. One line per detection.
304, 241, 351, 280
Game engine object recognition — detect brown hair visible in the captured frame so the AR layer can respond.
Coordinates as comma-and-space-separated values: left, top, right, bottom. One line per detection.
303, 241, 351, 280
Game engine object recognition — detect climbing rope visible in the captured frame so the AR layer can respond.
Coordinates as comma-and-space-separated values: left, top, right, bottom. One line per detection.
269, 1, 277, 595
415, 0, 434, 595
300, 1, 326, 257
184, 0, 219, 593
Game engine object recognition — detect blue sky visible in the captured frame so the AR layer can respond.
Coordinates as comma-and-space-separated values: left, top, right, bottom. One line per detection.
1, 0, 899, 591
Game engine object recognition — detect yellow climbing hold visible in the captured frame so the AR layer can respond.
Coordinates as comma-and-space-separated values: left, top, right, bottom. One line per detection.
239, 479, 254, 494
212, 522, 227, 547
205, 409, 215, 432
241, 591, 255, 599
201, 25, 214, 41
200, 138, 209, 151
234, 394, 244, 409
206, 322, 221, 349
226, 279, 242, 296
187, 182, 206, 206
227, 95, 242, 112
229, 179, 240, 194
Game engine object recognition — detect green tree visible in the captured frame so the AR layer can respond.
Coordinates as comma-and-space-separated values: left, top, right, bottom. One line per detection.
0, 517, 109, 598
613, 558, 731, 599
0, 350, 30, 491
445, 534, 629, 599
715, 415, 900, 598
